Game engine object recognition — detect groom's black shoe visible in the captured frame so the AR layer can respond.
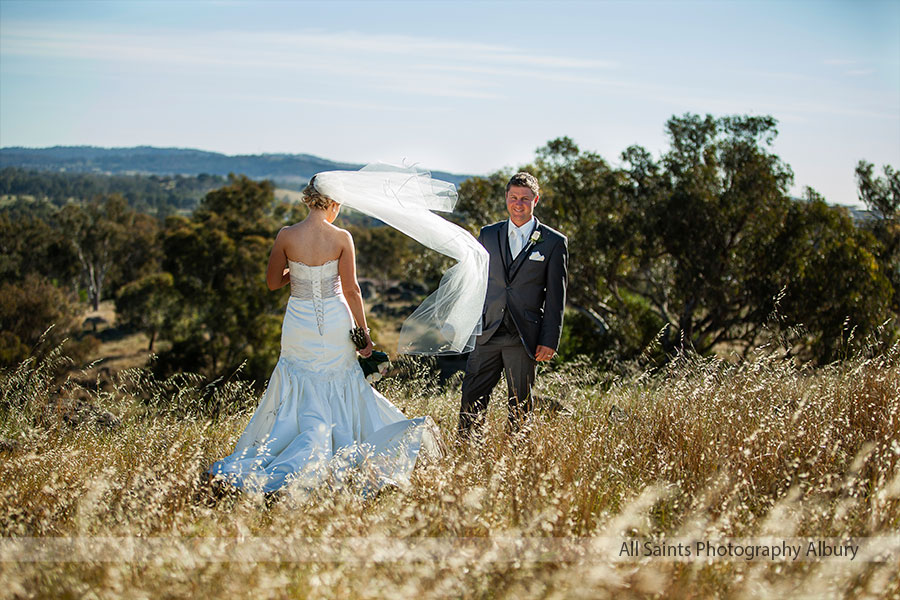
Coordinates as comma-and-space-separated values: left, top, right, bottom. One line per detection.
263, 490, 283, 510
197, 471, 238, 506
506, 391, 535, 435
456, 413, 486, 446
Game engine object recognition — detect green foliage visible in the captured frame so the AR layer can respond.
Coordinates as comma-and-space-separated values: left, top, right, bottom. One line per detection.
0, 274, 93, 369
0, 208, 79, 288
773, 192, 893, 361
57, 195, 158, 311
153, 175, 286, 386
3, 116, 895, 380
454, 171, 510, 233
556, 309, 608, 363
272, 196, 309, 226
531, 137, 627, 346
855, 160, 899, 314
194, 174, 277, 239
856, 161, 900, 220
115, 272, 178, 351
631, 114, 796, 355
2, 194, 162, 304
345, 224, 417, 283
0, 167, 224, 214
461, 115, 894, 364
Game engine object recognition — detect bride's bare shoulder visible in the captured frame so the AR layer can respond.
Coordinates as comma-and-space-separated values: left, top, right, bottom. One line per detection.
328, 226, 355, 253
272, 224, 291, 241
330, 224, 354, 239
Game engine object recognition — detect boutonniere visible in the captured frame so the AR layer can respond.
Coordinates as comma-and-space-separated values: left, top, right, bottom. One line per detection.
529, 229, 543, 244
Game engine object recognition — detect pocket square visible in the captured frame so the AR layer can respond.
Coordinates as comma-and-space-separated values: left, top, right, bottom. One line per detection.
528, 251, 545, 262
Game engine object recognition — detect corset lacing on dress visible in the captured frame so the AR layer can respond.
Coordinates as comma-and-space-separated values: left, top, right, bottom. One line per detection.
288, 259, 342, 335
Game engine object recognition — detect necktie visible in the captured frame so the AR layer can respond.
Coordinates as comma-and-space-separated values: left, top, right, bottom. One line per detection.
510, 228, 524, 259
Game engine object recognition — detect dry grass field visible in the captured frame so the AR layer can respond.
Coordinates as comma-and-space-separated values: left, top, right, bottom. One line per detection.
0, 332, 898, 599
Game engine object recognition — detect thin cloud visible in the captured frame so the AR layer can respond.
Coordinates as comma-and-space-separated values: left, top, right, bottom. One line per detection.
0, 23, 615, 73
740, 68, 833, 84
239, 94, 448, 113
0, 22, 615, 101
421, 63, 634, 88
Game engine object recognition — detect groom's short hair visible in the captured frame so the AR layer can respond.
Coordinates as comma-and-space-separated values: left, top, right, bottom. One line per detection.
506, 172, 540, 197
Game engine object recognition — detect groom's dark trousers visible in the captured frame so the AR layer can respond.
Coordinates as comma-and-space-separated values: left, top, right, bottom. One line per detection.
459, 217, 567, 437
459, 317, 536, 434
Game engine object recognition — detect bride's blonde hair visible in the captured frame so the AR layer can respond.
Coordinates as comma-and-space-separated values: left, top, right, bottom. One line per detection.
302, 176, 335, 211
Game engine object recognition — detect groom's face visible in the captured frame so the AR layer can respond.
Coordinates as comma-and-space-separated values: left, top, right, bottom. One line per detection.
506, 185, 539, 227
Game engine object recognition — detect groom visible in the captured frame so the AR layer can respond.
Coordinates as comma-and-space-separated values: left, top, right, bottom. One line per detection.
458, 172, 568, 438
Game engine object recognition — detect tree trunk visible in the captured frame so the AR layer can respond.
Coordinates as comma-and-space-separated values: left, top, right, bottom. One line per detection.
93, 265, 106, 312
567, 301, 609, 335
677, 297, 697, 352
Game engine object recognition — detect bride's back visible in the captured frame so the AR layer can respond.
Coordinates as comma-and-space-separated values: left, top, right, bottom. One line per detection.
280, 219, 345, 266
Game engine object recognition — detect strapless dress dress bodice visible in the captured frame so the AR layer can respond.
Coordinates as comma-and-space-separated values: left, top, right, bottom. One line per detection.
288, 259, 343, 336
288, 258, 342, 300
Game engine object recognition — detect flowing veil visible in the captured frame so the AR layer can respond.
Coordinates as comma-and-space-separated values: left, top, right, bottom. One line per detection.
313, 163, 488, 354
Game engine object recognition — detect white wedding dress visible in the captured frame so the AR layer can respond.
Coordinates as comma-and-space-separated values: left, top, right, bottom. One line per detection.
207, 258, 441, 495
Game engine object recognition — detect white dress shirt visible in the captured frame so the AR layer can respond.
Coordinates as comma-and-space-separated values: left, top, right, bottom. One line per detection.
508, 217, 536, 260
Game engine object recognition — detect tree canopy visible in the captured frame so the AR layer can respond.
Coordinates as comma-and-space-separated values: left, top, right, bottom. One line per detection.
152, 175, 287, 384
457, 114, 895, 363
2, 113, 895, 384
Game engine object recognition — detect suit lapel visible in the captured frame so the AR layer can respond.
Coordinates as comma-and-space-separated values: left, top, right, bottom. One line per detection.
508, 217, 541, 282
497, 221, 512, 282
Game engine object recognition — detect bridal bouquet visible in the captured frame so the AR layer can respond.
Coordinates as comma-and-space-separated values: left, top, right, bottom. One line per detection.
359, 350, 391, 384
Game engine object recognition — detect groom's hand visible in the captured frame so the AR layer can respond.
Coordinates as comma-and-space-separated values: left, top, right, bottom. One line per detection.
535, 345, 555, 362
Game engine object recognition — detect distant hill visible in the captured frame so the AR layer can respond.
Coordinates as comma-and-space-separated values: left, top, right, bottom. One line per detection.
0, 146, 471, 189
0, 167, 226, 213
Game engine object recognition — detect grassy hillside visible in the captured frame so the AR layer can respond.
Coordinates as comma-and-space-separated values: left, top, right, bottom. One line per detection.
1, 335, 897, 598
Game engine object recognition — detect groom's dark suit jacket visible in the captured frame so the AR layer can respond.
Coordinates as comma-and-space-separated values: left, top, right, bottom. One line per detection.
477, 217, 568, 359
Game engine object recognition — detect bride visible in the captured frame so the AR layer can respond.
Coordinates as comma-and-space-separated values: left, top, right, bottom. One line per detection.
206, 164, 488, 497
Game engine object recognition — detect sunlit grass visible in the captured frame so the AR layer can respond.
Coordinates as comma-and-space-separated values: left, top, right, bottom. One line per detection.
1, 339, 898, 599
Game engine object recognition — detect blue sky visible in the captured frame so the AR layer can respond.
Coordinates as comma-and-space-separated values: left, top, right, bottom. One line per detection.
1, 0, 898, 207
